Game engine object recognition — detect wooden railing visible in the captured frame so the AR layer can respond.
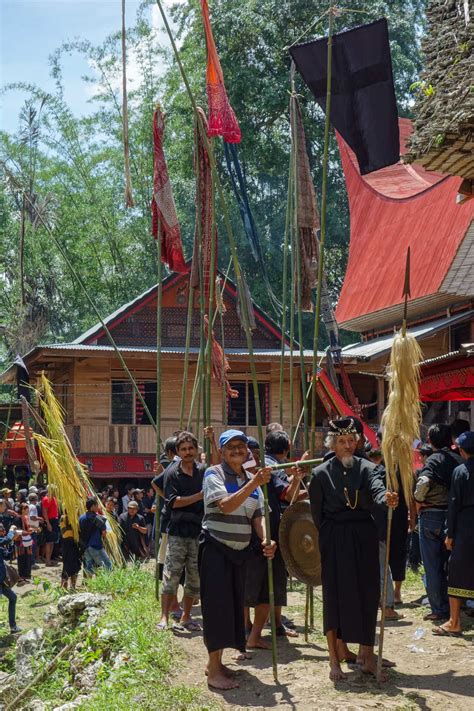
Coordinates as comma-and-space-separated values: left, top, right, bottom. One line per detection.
65, 423, 325, 455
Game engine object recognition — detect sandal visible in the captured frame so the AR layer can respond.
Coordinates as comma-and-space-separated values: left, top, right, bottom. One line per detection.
423, 612, 447, 621
432, 626, 462, 638
276, 624, 299, 637
182, 620, 202, 632
157, 622, 168, 631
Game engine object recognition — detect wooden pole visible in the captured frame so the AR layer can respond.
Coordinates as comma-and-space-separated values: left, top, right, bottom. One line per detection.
154, 226, 163, 601
179, 275, 194, 430
154, 0, 278, 680
204, 163, 217, 463
310, 8, 334, 455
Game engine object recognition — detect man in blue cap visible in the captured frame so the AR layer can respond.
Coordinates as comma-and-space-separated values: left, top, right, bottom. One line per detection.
200, 429, 276, 690
433, 431, 474, 637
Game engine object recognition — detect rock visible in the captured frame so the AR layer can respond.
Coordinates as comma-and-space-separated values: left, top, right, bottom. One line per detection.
53, 696, 89, 711
74, 660, 103, 691
98, 627, 118, 642
57, 593, 111, 624
16, 628, 44, 686
27, 700, 47, 711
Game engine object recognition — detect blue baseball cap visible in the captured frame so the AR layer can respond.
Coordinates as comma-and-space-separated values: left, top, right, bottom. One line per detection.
456, 431, 474, 451
219, 429, 249, 448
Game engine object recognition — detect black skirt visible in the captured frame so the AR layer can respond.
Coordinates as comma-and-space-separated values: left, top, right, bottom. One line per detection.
389, 499, 408, 581
199, 533, 249, 654
61, 538, 81, 579
448, 508, 474, 599
319, 511, 379, 646
244, 547, 287, 607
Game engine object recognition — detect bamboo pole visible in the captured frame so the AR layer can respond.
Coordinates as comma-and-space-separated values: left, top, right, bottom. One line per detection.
154, 0, 278, 680
278, 170, 292, 425
310, 8, 334, 455
154, 226, 163, 601
179, 275, 194, 430
16, 188, 157, 433
121, 0, 134, 207
204, 162, 217, 463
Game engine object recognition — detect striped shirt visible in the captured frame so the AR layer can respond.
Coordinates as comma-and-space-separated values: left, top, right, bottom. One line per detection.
202, 463, 264, 550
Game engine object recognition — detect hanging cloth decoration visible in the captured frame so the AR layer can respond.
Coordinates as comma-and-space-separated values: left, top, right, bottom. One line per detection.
290, 18, 399, 175
224, 143, 281, 315
291, 92, 343, 364
191, 108, 217, 299
236, 271, 257, 332
200, 0, 241, 143
151, 106, 188, 273
121, 0, 134, 207
204, 316, 239, 398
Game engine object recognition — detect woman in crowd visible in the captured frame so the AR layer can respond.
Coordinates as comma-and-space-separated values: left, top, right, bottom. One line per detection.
200, 429, 276, 691
59, 510, 82, 591
17, 502, 33, 584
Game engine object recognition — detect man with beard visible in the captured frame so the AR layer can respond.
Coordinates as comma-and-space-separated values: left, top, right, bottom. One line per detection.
309, 418, 398, 682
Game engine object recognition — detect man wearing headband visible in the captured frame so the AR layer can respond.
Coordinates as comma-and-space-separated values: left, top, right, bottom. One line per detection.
309, 417, 398, 682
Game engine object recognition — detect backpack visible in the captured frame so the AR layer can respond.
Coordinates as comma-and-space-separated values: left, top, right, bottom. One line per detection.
4, 563, 19, 589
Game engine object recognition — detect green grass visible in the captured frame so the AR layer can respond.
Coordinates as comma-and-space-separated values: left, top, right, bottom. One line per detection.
0, 566, 218, 711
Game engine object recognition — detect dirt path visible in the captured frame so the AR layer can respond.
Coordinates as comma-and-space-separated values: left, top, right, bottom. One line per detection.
173, 581, 474, 711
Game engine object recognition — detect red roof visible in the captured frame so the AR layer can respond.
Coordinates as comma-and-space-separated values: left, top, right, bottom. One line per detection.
335, 118, 474, 331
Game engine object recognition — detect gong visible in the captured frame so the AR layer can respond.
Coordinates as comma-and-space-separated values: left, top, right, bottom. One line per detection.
279, 500, 321, 587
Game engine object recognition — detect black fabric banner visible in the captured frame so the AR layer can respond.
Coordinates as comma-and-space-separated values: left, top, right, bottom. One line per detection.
290, 18, 399, 175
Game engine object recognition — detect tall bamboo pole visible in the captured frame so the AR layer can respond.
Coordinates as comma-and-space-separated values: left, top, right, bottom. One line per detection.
179, 275, 194, 430
154, 227, 163, 601
278, 170, 292, 425
204, 164, 217, 463
310, 9, 334, 455
154, 0, 278, 680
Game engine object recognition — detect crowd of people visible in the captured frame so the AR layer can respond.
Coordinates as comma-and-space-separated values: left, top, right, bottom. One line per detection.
0, 416, 473, 691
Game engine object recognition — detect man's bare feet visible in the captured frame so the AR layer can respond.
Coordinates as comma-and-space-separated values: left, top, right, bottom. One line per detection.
246, 635, 271, 649
232, 651, 253, 661
207, 672, 239, 690
357, 655, 396, 668
384, 607, 404, 620
329, 662, 347, 681
361, 655, 389, 681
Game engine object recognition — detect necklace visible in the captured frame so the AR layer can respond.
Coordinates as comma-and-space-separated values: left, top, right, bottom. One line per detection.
343, 484, 359, 510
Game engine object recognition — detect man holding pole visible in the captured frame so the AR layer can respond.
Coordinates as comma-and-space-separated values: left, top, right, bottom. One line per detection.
309, 418, 398, 682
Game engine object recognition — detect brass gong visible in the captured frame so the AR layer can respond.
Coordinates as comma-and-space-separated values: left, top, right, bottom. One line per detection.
279, 500, 321, 586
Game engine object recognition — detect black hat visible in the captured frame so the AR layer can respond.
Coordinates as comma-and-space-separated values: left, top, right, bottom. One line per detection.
328, 418, 358, 436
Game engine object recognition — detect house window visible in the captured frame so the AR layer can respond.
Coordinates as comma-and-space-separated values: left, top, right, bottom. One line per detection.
227, 381, 269, 427
111, 381, 133, 424
111, 381, 157, 425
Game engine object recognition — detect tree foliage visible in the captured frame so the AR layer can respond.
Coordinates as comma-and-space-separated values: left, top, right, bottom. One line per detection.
0, 0, 426, 364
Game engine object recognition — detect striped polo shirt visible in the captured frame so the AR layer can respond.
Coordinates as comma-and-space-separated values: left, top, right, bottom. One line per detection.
202, 463, 264, 550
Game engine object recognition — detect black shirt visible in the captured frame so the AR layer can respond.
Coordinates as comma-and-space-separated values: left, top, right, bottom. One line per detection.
309, 456, 387, 530
164, 462, 206, 538
118, 512, 146, 554
142, 494, 155, 525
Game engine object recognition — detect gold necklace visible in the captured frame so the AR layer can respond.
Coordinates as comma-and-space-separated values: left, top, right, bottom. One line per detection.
343, 482, 359, 510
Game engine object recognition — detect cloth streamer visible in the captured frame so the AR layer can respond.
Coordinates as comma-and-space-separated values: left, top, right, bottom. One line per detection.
191, 108, 218, 299
204, 315, 239, 398
151, 107, 188, 273
290, 18, 399, 175
200, 0, 241, 143
224, 143, 281, 314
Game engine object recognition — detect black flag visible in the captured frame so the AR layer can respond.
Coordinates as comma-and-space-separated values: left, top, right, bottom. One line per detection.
290, 18, 399, 175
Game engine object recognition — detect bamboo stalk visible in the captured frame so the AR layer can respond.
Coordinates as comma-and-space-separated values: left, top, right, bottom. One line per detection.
179, 275, 194, 430
267, 457, 323, 471
154, 0, 278, 680
377, 507, 393, 684
311, 9, 334, 455
204, 158, 217, 463
278, 170, 292, 425
121, 0, 134, 207
155, 226, 163, 601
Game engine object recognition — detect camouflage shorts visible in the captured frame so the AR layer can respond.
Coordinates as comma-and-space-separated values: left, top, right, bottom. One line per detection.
162, 535, 200, 598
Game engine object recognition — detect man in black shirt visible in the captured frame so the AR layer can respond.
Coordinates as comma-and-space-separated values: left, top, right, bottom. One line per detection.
118, 501, 148, 560
158, 431, 206, 631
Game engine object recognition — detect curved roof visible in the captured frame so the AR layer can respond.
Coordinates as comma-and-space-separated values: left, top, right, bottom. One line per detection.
335, 118, 474, 332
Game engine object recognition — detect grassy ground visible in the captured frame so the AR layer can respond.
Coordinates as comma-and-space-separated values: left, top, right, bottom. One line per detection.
0, 566, 218, 710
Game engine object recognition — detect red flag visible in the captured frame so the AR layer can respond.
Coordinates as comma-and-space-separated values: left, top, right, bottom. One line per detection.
151, 107, 188, 273
200, 0, 241, 143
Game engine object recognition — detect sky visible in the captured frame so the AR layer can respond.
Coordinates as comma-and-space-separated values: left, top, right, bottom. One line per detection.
0, 0, 176, 135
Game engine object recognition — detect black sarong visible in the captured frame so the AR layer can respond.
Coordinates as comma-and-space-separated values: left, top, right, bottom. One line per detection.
389, 497, 408, 582
198, 532, 249, 653
319, 510, 379, 646
244, 547, 287, 607
448, 506, 474, 599
61, 538, 81, 580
